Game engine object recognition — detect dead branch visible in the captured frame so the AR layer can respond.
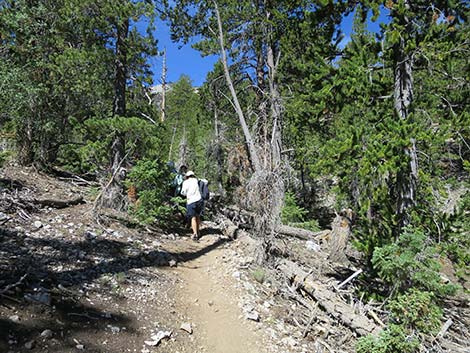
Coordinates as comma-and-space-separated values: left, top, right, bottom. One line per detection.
278, 259, 381, 336
0, 274, 27, 295
33, 196, 84, 209
336, 269, 363, 290
277, 224, 330, 241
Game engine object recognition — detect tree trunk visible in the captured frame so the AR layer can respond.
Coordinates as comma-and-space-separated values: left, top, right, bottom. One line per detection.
213, 0, 261, 173
214, 108, 224, 194
393, 3, 418, 228
16, 121, 34, 166
101, 17, 129, 210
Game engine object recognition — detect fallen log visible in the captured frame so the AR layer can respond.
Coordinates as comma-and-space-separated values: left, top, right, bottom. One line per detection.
33, 196, 85, 209
277, 224, 330, 240
277, 259, 381, 337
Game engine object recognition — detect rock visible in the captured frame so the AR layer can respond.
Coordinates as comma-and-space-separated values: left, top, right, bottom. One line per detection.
33, 221, 43, 229
169, 259, 177, 267
40, 329, 53, 339
144, 331, 172, 346
76, 344, 85, 350
245, 311, 260, 322
24, 290, 51, 306
180, 322, 193, 334
306, 240, 321, 252
84, 231, 97, 240
281, 336, 298, 348
208, 300, 214, 306
24, 340, 35, 349
232, 271, 241, 279
107, 325, 120, 334
9, 315, 20, 323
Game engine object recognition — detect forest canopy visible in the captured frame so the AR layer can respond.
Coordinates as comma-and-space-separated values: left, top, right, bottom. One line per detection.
1, 1, 469, 352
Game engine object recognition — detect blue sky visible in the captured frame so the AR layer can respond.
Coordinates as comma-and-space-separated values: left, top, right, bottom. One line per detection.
148, 18, 218, 87
148, 8, 390, 87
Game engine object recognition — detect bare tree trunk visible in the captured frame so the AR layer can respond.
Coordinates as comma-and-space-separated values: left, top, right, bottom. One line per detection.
101, 17, 129, 210
267, 42, 282, 170
178, 124, 188, 168
393, 2, 418, 228
213, 0, 261, 173
161, 47, 167, 122
16, 120, 34, 166
214, 108, 224, 194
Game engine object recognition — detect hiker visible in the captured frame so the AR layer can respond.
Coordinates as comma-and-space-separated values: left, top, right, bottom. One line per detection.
172, 164, 188, 197
181, 170, 203, 240
198, 178, 209, 217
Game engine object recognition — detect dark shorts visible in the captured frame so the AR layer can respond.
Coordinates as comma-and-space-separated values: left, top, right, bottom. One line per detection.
186, 199, 203, 218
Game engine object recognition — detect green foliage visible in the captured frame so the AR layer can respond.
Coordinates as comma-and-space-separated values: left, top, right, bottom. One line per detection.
57, 116, 166, 174
357, 289, 443, 353
281, 192, 308, 224
356, 323, 420, 353
372, 227, 458, 295
388, 289, 442, 334
281, 192, 320, 232
126, 158, 173, 224
443, 191, 470, 276
0, 151, 11, 168
252, 268, 266, 284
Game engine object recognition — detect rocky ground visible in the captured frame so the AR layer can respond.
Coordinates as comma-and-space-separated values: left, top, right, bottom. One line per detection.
0, 165, 319, 353
1, 164, 469, 353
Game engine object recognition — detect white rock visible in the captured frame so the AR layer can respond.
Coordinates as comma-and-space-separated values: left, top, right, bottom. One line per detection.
306, 240, 321, 252
107, 325, 120, 334
180, 322, 193, 334
281, 336, 298, 348
232, 271, 241, 279
9, 315, 20, 323
40, 329, 53, 339
245, 311, 260, 322
33, 221, 43, 229
145, 330, 172, 346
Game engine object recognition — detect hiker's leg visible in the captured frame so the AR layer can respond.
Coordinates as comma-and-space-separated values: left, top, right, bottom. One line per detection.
191, 216, 198, 238
196, 216, 201, 237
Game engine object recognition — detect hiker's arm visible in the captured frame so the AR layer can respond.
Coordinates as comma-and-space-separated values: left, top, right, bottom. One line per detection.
180, 182, 188, 196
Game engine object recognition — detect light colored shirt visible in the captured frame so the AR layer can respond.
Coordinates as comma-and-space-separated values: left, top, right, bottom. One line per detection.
181, 177, 202, 204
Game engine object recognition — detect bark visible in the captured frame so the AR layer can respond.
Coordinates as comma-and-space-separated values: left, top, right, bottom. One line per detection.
393, 0, 418, 228
33, 196, 84, 209
278, 259, 381, 337
213, 108, 224, 194
277, 224, 330, 240
267, 42, 282, 170
16, 121, 33, 166
213, 0, 261, 172
328, 211, 352, 264
102, 17, 129, 210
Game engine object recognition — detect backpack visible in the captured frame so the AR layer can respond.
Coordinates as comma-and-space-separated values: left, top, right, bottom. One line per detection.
198, 179, 210, 200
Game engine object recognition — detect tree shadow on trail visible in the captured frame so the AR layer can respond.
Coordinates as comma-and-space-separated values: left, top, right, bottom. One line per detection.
0, 224, 229, 352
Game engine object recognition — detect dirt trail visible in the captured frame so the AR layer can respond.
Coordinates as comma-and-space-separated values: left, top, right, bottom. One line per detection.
173, 234, 266, 353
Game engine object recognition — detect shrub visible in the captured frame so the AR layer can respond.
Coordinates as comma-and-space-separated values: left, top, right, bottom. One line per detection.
126, 158, 173, 224
252, 267, 266, 283
281, 192, 320, 231
0, 151, 10, 167
388, 289, 442, 334
371, 227, 458, 295
356, 324, 420, 353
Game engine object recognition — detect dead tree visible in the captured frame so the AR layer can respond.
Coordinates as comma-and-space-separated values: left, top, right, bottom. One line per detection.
393, 0, 418, 229
213, 1, 286, 262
